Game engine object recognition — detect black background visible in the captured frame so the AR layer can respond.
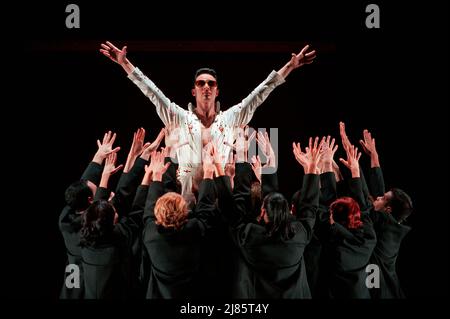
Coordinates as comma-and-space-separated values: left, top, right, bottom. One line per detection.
11, 0, 449, 309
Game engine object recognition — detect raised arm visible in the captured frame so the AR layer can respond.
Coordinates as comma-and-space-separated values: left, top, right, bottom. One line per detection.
113, 128, 164, 216
222, 45, 319, 127
100, 41, 135, 74
318, 136, 339, 207
359, 129, 385, 197
339, 144, 371, 210
223, 72, 285, 127
227, 133, 254, 225
123, 127, 146, 173
143, 151, 171, 222
100, 41, 186, 125
193, 149, 219, 229
292, 137, 321, 239
339, 121, 370, 200
80, 130, 121, 185
256, 131, 279, 196
277, 44, 317, 79
95, 152, 123, 201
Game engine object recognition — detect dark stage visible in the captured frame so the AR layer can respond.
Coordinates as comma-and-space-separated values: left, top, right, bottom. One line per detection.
12, 0, 449, 310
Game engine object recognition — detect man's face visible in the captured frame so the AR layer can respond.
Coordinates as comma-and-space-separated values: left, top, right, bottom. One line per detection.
192, 73, 219, 102
373, 191, 393, 213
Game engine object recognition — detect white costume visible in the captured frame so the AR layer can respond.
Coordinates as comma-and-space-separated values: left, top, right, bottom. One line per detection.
128, 67, 285, 201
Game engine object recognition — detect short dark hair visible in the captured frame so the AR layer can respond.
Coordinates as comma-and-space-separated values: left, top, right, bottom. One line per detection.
388, 188, 413, 223
65, 179, 92, 211
80, 200, 115, 247
263, 192, 295, 239
194, 68, 217, 82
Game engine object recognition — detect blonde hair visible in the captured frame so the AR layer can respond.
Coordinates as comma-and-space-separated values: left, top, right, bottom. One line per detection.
155, 192, 188, 230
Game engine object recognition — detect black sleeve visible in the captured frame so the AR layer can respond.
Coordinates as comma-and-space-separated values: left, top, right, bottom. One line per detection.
359, 167, 371, 206
336, 179, 348, 198
320, 172, 337, 207
214, 175, 234, 214
296, 174, 320, 241
230, 162, 253, 227
318, 172, 337, 224
329, 221, 355, 240
369, 167, 385, 198
131, 185, 149, 215
94, 186, 111, 201
111, 157, 147, 217
80, 162, 103, 185
162, 157, 179, 193
143, 181, 165, 223
261, 171, 279, 198
194, 178, 218, 231
348, 177, 370, 211
58, 206, 73, 231
116, 185, 148, 247
361, 209, 376, 242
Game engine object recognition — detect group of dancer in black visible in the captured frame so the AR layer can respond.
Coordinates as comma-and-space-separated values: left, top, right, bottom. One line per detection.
59, 42, 412, 299
59, 122, 413, 299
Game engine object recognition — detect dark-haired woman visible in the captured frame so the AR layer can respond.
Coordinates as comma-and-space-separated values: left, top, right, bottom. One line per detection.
217, 137, 322, 298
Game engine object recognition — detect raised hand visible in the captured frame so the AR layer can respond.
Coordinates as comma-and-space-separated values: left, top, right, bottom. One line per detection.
293, 137, 323, 174
202, 144, 216, 179
100, 152, 124, 188
100, 41, 128, 65
359, 129, 380, 168
131, 127, 146, 157
103, 152, 124, 176
225, 126, 256, 163
292, 141, 308, 168
141, 128, 166, 161
251, 155, 262, 183
288, 44, 317, 69
278, 44, 317, 78
224, 152, 236, 178
256, 131, 276, 168
332, 159, 344, 182
339, 144, 361, 178
339, 121, 352, 152
318, 135, 338, 173
164, 124, 188, 159
150, 151, 171, 182
93, 131, 121, 164
99, 41, 135, 74
124, 127, 146, 173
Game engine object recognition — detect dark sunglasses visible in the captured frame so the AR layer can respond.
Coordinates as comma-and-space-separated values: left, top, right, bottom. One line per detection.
195, 80, 217, 88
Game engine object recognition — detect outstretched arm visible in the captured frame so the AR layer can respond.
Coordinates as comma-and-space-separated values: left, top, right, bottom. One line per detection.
292, 137, 321, 239
277, 44, 317, 79
143, 151, 171, 222
339, 144, 370, 210
123, 127, 146, 173
359, 129, 385, 197
222, 46, 318, 127
359, 129, 380, 168
96, 152, 123, 201
100, 41, 135, 75
100, 41, 186, 126
80, 130, 121, 185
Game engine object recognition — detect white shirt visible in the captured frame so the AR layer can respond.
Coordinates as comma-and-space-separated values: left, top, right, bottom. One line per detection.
128, 67, 285, 199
